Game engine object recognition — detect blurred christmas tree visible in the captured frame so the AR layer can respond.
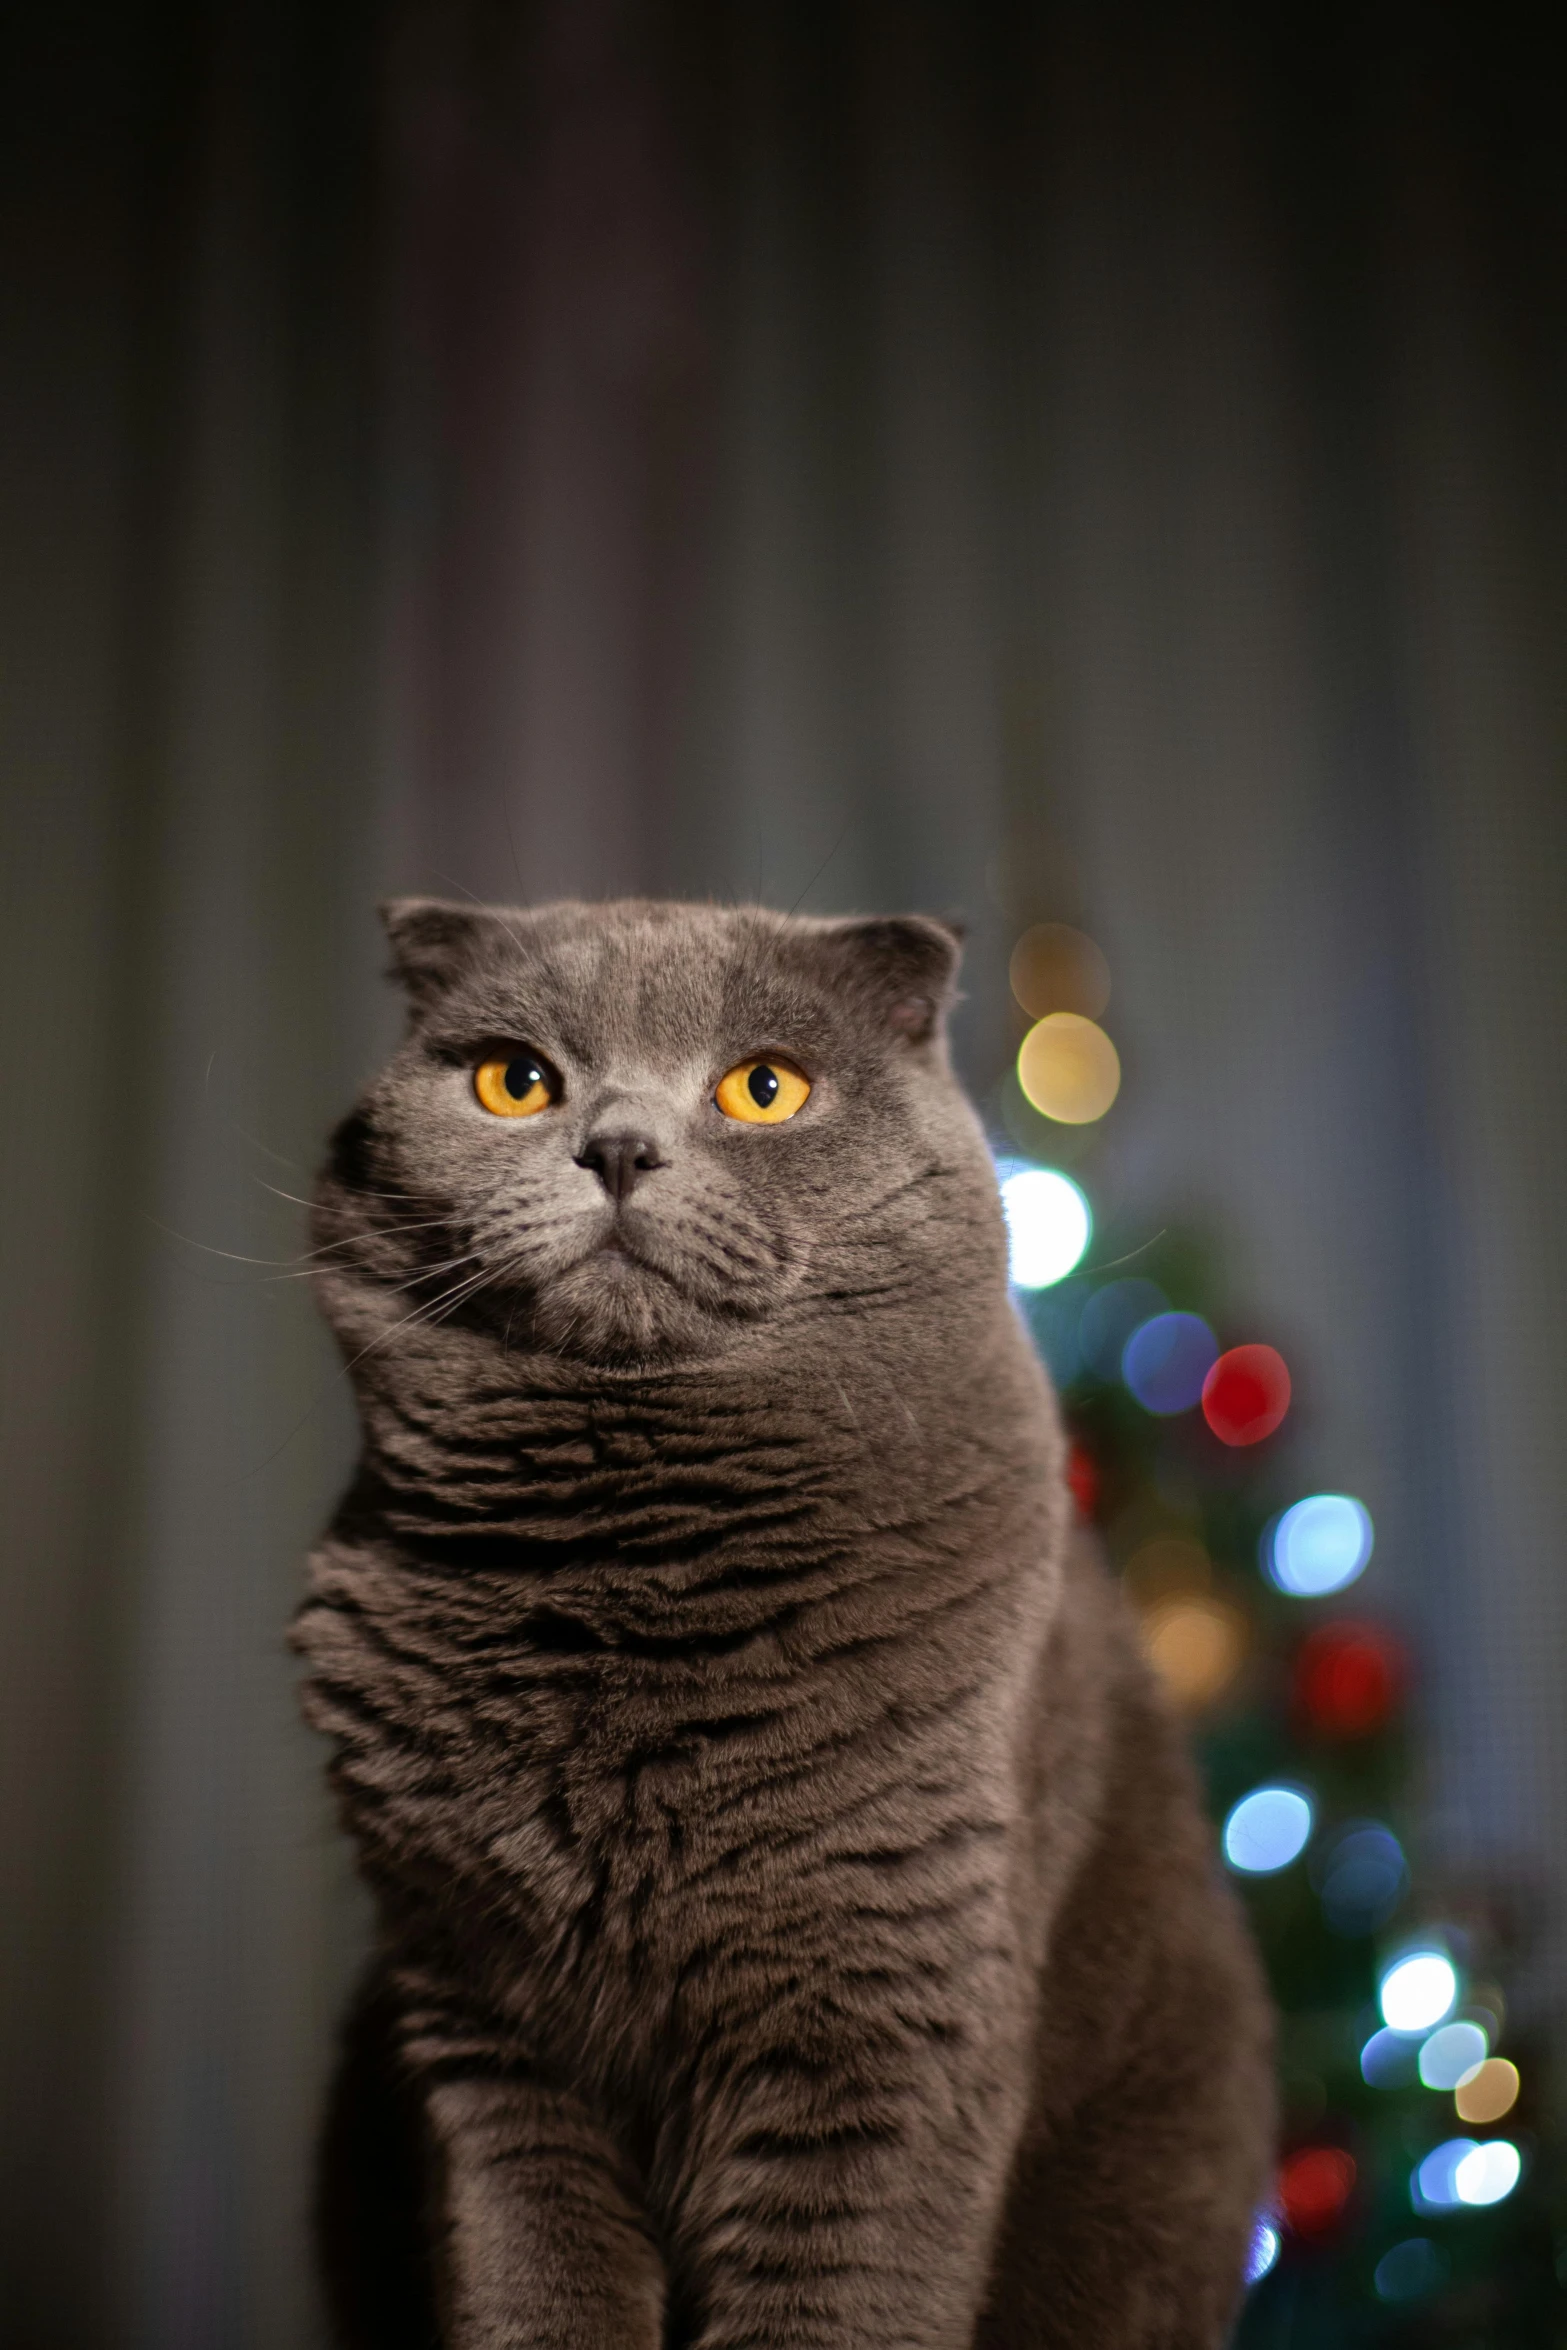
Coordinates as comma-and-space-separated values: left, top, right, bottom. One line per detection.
990, 922, 1565, 2345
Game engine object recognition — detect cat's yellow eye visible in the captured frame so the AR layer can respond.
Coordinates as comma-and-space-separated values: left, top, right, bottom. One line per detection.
474, 1053, 554, 1118
714, 1058, 811, 1125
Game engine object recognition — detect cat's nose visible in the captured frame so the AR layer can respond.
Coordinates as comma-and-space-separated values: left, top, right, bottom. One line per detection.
576, 1128, 665, 1203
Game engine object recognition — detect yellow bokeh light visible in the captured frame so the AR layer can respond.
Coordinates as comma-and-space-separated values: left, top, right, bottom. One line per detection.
1139, 1595, 1248, 1711
1010, 923, 1112, 1020
1017, 1013, 1121, 1124
1454, 2058, 1520, 2125
1124, 1535, 1212, 1603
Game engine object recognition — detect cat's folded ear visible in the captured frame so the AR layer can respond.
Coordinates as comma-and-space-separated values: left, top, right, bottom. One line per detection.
380, 897, 493, 1007
820, 914, 964, 1044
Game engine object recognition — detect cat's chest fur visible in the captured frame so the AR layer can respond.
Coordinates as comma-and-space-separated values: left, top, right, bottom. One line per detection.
300, 1345, 1059, 2061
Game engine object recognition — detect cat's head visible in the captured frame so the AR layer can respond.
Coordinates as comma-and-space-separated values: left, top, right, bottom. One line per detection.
317, 897, 1006, 1367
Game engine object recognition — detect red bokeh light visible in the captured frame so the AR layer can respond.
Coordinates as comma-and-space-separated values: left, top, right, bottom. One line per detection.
1200, 1344, 1291, 1446
1066, 1443, 1100, 1521
1293, 1620, 1406, 1739
1278, 2146, 1356, 2237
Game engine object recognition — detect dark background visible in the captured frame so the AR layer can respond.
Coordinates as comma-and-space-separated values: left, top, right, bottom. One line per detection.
3, 3, 1565, 2342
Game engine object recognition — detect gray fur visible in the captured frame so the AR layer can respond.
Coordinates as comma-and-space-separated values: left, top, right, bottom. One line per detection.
296, 897, 1274, 2350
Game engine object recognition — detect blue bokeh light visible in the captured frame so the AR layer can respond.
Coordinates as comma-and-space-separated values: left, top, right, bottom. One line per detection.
1374, 2237, 1447, 2302
1122, 1311, 1219, 1415
1243, 2214, 1280, 2284
1361, 2026, 1422, 2089
1413, 2138, 1477, 2210
1265, 1493, 1374, 1597
1419, 2021, 1489, 2091
1223, 1785, 1314, 1875
1078, 1277, 1168, 1380
1312, 1821, 1408, 1937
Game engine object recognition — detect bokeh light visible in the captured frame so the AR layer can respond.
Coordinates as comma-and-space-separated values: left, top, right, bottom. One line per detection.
1078, 1278, 1168, 1378
1265, 1494, 1374, 1597
1009, 923, 1112, 1020
1380, 1951, 1459, 2034
1314, 1822, 1408, 1937
1000, 1167, 1092, 1288
1122, 1533, 1212, 1600
1454, 2140, 1521, 2205
1455, 2058, 1520, 2125
1361, 2027, 1421, 2089
1292, 1621, 1406, 1739
1201, 1344, 1291, 1446
1418, 2021, 1488, 2091
1374, 2238, 1447, 2302
1065, 1441, 1099, 1521
1122, 1312, 1219, 1414
1244, 2214, 1280, 2284
1223, 1785, 1313, 1874
1140, 1595, 1248, 1710
1278, 2146, 1355, 2236
1017, 1012, 1121, 1123
1412, 2138, 1474, 2210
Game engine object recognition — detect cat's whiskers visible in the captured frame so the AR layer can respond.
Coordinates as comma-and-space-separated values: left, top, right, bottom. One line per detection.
335, 1262, 495, 1382
263, 1219, 469, 1281
341, 1226, 555, 1376
258, 1175, 454, 1211
154, 1210, 466, 1279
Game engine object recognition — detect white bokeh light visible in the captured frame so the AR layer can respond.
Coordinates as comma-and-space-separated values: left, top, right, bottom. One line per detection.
1265, 1493, 1374, 1596
1000, 1167, 1092, 1289
1380, 1951, 1459, 2034
1223, 1786, 1313, 1875
1454, 2139, 1521, 2206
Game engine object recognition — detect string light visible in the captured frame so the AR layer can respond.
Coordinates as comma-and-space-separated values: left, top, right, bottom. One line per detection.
1380, 1951, 1458, 2035
1223, 1785, 1313, 1874
989, 917, 1542, 2303
1264, 1494, 1374, 1598
1017, 1012, 1121, 1124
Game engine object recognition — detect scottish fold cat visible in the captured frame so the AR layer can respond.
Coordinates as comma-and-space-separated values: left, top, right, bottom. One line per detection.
297, 898, 1273, 2349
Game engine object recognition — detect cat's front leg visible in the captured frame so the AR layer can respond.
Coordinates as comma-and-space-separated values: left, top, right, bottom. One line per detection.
427, 2072, 665, 2349
671, 2028, 1027, 2350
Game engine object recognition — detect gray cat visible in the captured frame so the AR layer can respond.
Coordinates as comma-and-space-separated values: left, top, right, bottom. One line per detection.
296, 898, 1274, 2350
